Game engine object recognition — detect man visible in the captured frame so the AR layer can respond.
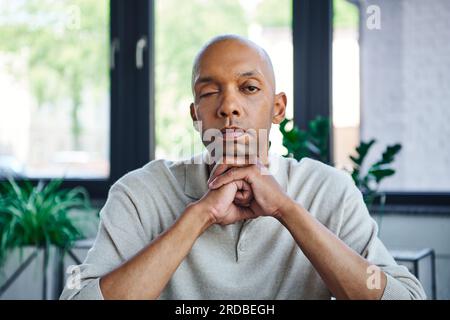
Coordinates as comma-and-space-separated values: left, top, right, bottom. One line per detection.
60, 35, 425, 300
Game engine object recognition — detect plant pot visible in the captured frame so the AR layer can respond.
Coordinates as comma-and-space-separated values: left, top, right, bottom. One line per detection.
0, 245, 64, 300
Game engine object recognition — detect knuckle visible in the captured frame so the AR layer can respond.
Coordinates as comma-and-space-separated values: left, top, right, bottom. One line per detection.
227, 168, 235, 177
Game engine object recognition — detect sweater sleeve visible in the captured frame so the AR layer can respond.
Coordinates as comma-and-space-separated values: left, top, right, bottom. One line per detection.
59, 182, 150, 300
337, 177, 427, 300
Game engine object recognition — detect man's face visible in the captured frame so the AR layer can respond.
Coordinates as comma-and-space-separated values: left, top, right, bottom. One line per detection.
190, 40, 286, 162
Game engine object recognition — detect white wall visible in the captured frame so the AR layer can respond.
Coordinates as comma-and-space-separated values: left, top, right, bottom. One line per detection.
358, 0, 450, 191
373, 211, 450, 299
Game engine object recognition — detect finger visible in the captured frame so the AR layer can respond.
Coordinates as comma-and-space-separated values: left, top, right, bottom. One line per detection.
208, 156, 257, 184
250, 200, 264, 216
208, 162, 244, 185
235, 188, 252, 199
235, 181, 253, 199
237, 207, 257, 220
234, 198, 251, 207
208, 164, 231, 184
209, 166, 253, 189
235, 189, 253, 204
221, 206, 256, 225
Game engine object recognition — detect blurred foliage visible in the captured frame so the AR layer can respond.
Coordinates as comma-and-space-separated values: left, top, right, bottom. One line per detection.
279, 116, 330, 163
279, 116, 402, 207
333, 0, 359, 29
0, 0, 109, 150
0, 177, 95, 269
349, 140, 402, 206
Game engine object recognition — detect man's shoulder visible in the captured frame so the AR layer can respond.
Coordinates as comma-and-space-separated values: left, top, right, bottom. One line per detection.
283, 156, 351, 181
99, 158, 192, 242
117, 158, 172, 183
281, 156, 362, 230
110, 158, 186, 196
281, 156, 355, 195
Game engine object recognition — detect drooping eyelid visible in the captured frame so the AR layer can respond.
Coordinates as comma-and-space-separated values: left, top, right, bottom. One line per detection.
196, 83, 220, 98
199, 91, 219, 99
195, 76, 217, 91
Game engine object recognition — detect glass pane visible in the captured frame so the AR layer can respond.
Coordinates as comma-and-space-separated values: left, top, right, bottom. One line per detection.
333, 0, 450, 192
0, 0, 110, 179
332, 0, 360, 171
155, 0, 293, 161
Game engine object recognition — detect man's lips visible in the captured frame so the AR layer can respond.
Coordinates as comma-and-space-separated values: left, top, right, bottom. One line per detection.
220, 127, 246, 140
222, 131, 246, 139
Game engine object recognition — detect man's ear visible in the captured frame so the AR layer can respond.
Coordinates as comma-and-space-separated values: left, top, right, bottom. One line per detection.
272, 92, 287, 124
190, 103, 200, 132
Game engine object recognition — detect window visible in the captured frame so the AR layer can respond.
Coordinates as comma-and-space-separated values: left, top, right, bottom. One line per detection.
154, 0, 293, 161
0, 0, 110, 179
332, 0, 359, 172
333, 0, 450, 193
2, 0, 448, 204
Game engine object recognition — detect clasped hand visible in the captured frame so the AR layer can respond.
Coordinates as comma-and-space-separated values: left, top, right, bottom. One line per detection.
197, 157, 291, 225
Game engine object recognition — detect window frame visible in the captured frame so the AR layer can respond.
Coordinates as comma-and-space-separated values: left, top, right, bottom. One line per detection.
0, 0, 154, 201
293, 0, 450, 207
2, 0, 449, 207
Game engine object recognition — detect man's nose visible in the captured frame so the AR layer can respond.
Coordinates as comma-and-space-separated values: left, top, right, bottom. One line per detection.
217, 92, 242, 118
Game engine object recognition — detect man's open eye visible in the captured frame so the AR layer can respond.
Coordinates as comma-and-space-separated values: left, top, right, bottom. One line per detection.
242, 85, 260, 94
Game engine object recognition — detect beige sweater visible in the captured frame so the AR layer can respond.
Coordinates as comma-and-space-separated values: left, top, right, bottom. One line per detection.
60, 153, 426, 300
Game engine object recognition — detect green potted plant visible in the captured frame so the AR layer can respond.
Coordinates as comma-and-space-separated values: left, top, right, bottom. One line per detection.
279, 116, 402, 211
348, 139, 402, 208
279, 116, 330, 164
0, 177, 95, 299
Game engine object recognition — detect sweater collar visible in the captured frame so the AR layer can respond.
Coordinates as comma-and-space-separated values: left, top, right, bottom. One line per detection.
184, 152, 211, 200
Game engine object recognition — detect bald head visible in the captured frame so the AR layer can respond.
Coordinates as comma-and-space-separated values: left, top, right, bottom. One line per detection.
191, 34, 276, 95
